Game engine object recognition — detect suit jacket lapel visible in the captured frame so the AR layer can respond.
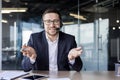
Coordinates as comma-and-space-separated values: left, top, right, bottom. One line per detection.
57, 31, 64, 65
42, 31, 49, 69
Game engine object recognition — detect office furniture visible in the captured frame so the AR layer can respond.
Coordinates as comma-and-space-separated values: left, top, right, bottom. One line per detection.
1, 71, 118, 80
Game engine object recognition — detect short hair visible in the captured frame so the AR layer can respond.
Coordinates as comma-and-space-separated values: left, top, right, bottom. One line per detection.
42, 8, 62, 20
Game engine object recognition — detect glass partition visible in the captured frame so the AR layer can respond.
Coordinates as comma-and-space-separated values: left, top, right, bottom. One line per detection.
1, 0, 119, 71
0, 0, 2, 70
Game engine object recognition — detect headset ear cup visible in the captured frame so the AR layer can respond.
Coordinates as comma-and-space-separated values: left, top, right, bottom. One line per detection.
60, 21, 63, 28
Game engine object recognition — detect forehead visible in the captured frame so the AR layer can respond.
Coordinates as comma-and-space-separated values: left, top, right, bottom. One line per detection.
43, 13, 59, 20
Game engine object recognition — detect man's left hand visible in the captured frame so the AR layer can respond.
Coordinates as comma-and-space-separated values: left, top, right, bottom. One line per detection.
68, 47, 82, 60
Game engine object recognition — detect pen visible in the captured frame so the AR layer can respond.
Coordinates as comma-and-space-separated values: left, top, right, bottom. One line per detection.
20, 43, 27, 52
11, 73, 29, 80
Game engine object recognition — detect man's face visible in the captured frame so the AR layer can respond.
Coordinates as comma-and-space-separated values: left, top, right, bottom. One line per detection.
43, 13, 60, 36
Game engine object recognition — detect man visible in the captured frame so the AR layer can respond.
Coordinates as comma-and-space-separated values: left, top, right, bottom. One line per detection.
21, 8, 83, 72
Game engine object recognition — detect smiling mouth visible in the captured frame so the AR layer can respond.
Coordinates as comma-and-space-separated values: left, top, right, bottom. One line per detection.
50, 28, 57, 30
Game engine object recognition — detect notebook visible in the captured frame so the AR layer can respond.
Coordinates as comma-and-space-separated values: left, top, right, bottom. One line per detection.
48, 78, 70, 80
0, 71, 29, 80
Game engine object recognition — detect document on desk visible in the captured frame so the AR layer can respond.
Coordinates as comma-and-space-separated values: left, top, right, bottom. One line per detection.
0, 71, 29, 80
48, 78, 70, 80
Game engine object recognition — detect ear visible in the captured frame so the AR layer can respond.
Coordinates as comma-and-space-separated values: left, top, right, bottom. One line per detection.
60, 21, 63, 28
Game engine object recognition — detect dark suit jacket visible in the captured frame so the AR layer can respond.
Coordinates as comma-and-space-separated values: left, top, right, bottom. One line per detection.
22, 31, 83, 72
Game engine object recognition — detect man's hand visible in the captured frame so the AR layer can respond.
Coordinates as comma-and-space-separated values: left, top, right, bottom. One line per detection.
21, 45, 37, 60
68, 47, 82, 61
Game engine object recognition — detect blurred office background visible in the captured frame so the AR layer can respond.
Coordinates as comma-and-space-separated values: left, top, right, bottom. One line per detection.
0, 0, 120, 71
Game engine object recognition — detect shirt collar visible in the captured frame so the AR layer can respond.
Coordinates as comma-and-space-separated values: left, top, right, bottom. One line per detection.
45, 33, 59, 43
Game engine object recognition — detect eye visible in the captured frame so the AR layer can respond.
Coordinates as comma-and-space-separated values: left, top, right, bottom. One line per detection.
45, 20, 51, 23
43, 19, 60, 25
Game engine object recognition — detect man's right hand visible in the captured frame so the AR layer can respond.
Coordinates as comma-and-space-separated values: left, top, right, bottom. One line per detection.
21, 45, 37, 60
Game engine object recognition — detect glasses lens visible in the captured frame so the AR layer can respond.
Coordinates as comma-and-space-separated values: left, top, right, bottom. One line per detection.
44, 20, 60, 25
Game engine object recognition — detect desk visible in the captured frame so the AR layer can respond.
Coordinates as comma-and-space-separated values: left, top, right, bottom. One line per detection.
0, 71, 120, 80
16, 71, 120, 80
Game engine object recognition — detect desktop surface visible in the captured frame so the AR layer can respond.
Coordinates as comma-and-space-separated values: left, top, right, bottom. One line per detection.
0, 70, 120, 80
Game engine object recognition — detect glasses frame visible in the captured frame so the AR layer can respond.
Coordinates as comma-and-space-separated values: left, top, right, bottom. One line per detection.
43, 19, 60, 25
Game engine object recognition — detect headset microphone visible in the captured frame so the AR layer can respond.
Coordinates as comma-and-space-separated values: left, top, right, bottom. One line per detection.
56, 28, 60, 31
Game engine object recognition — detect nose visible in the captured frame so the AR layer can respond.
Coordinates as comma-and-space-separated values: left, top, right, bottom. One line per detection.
49, 21, 55, 26
50, 21, 55, 24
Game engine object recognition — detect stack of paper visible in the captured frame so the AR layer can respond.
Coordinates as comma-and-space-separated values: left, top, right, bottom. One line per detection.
48, 78, 70, 80
0, 71, 29, 80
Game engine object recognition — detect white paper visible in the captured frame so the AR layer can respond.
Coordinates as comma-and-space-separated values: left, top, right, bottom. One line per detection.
48, 78, 70, 80
0, 71, 29, 79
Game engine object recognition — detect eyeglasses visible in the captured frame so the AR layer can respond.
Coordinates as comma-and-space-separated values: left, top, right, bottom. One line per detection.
43, 19, 60, 25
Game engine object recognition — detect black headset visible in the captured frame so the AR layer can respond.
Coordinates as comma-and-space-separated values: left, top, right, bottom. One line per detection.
40, 8, 63, 29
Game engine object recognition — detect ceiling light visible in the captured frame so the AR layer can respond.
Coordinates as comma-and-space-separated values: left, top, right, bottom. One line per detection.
118, 26, 120, 29
99, 18, 102, 21
116, 20, 119, 23
4, 0, 10, 2
63, 22, 74, 25
69, 13, 86, 20
112, 27, 116, 30
1, 19, 8, 23
1, 8, 27, 14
